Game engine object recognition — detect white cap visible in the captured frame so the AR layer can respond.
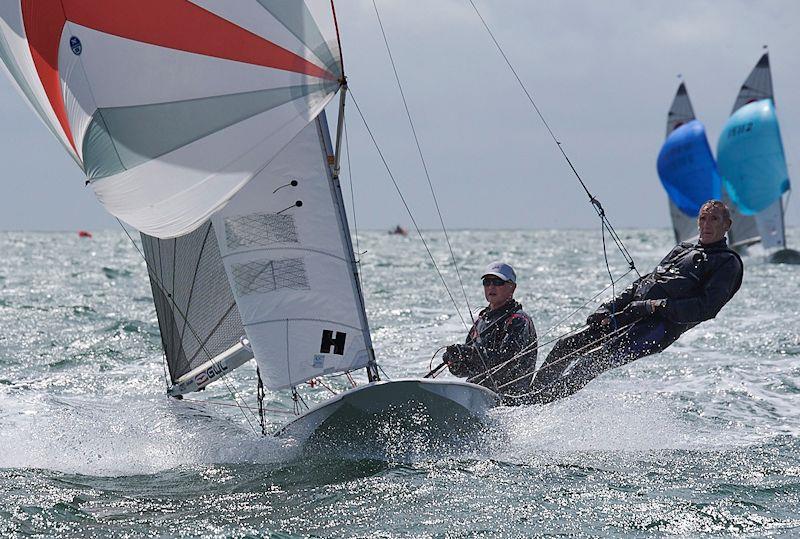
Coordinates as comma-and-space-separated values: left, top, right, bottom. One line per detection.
482, 261, 516, 283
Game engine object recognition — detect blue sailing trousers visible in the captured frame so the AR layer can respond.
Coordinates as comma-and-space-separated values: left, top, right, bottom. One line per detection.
525, 317, 681, 404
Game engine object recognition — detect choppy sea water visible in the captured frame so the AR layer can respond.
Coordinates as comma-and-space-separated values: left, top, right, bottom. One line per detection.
1, 228, 799, 538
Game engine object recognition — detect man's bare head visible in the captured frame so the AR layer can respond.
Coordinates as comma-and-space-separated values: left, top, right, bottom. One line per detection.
697, 200, 732, 244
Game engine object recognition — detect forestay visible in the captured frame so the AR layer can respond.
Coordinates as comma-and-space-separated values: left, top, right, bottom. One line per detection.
211, 113, 372, 390
0, 1, 342, 238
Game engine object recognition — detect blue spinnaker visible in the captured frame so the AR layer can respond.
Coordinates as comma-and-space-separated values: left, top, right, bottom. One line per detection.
657, 119, 721, 217
717, 99, 790, 215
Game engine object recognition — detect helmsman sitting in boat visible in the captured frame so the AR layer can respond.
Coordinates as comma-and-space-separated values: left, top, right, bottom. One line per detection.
526, 200, 744, 405
444, 262, 537, 399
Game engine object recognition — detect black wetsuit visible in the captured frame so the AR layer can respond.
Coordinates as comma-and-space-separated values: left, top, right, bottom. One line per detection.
527, 238, 743, 404
445, 299, 537, 398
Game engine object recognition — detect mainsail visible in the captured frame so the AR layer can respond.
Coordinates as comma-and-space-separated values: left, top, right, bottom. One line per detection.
139, 107, 372, 395
211, 112, 373, 390
657, 83, 719, 243
717, 53, 790, 251
0, 1, 342, 238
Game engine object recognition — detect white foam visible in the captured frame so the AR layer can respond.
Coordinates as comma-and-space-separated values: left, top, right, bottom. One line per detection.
484, 386, 751, 462
0, 391, 300, 476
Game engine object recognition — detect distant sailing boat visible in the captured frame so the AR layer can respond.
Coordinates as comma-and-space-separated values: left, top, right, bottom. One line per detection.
717, 52, 800, 264
657, 82, 720, 243
0, 2, 498, 441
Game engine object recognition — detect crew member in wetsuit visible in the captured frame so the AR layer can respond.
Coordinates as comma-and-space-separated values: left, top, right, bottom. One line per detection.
527, 200, 744, 404
444, 261, 537, 398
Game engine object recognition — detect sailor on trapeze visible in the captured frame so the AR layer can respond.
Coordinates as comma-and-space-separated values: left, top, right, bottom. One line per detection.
525, 199, 744, 404
443, 261, 537, 397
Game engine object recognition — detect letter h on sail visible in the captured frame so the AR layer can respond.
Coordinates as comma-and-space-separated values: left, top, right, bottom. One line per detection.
320, 330, 347, 355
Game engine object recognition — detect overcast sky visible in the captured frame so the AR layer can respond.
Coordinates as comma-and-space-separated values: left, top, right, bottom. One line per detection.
1, 0, 799, 231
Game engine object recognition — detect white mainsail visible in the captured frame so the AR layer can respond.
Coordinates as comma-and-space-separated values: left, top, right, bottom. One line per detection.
211, 113, 373, 390
0, 1, 342, 238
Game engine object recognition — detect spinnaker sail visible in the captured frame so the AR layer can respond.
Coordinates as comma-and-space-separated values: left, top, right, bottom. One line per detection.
717, 52, 792, 252
657, 83, 720, 243
0, 1, 342, 238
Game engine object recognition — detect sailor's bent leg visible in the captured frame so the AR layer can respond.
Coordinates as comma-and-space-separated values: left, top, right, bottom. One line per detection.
528, 326, 606, 395
603, 319, 675, 370
525, 320, 674, 405
541, 319, 677, 403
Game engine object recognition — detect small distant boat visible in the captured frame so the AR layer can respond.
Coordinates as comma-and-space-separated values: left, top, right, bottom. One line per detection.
78, 230, 92, 238
389, 225, 408, 236
657, 82, 720, 243
717, 52, 800, 264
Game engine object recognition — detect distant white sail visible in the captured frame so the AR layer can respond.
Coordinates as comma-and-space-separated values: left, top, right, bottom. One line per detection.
0, 1, 342, 238
211, 113, 372, 390
665, 84, 698, 243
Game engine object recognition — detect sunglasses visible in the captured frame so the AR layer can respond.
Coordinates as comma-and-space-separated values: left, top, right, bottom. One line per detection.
482, 277, 509, 287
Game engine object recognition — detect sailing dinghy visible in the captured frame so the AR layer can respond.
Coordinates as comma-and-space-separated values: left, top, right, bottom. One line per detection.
717, 52, 800, 264
0, 1, 499, 442
657, 82, 721, 243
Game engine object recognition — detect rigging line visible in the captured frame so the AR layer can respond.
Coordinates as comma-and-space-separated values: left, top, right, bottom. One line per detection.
180, 398, 297, 416
348, 88, 469, 330
371, 0, 474, 323
466, 0, 638, 274
539, 267, 634, 340
600, 219, 616, 320
496, 321, 637, 392
343, 116, 361, 275
115, 219, 260, 435
466, 321, 588, 387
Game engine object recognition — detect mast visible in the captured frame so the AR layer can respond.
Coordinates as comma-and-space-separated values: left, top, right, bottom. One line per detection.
326, 0, 378, 382
324, 80, 380, 382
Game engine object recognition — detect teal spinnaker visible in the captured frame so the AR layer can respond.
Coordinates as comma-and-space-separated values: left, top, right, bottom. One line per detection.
717, 99, 790, 215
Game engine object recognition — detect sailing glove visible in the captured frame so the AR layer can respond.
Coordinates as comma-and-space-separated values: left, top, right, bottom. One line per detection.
586, 311, 609, 327
612, 300, 664, 326
443, 344, 462, 365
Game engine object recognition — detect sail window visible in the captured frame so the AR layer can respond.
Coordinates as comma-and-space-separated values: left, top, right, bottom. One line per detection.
225, 213, 299, 248
232, 258, 310, 295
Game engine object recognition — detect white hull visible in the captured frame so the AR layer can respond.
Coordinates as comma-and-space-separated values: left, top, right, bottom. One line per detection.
275, 379, 499, 444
